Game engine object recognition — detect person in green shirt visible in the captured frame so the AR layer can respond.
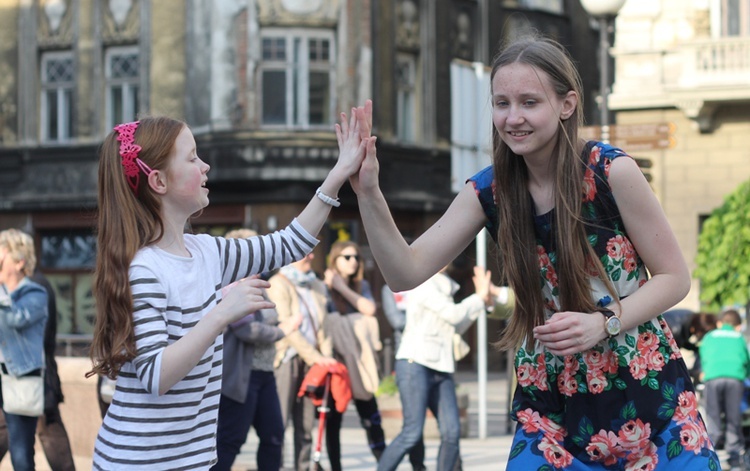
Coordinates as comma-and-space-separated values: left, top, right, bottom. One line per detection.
699, 309, 750, 471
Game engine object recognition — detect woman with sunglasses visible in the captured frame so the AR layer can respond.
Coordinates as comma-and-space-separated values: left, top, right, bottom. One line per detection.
323, 240, 386, 470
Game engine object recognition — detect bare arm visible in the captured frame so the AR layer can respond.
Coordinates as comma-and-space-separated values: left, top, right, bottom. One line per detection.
609, 156, 690, 325
534, 157, 690, 355
355, 155, 488, 290
324, 270, 377, 316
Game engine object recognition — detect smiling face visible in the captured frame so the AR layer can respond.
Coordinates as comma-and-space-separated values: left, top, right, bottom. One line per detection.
491, 62, 576, 163
162, 126, 211, 215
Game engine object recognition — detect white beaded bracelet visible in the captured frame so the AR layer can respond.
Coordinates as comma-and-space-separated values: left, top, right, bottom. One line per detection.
315, 187, 341, 207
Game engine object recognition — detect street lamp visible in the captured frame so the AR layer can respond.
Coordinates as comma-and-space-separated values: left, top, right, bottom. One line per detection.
580, 0, 626, 142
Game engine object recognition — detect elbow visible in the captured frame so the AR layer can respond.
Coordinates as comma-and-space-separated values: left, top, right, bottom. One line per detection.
676, 271, 691, 300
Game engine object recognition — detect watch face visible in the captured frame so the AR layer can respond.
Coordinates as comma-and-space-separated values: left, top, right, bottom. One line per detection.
606, 316, 621, 336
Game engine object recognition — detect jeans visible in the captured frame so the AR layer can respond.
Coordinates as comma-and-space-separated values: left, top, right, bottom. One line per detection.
213, 370, 284, 471
3, 410, 38, 471
378, 360, 461, 471
704, 377, 745, 461
0, 398, 76, 471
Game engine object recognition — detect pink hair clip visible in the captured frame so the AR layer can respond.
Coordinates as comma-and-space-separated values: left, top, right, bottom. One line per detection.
113, 121, 153, 195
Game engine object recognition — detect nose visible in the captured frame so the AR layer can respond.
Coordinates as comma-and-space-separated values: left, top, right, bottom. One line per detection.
506, 105, 524, 125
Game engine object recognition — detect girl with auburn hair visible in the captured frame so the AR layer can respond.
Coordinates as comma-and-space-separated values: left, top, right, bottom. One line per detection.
323, 240, 386, 470
353, 36, 718, 469
89, 103, 373, 469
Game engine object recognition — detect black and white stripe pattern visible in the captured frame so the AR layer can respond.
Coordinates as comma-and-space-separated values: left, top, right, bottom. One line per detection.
93, 220, 316, 470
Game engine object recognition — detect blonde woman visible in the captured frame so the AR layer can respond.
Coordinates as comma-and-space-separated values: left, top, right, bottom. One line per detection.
0, 229, 48, 471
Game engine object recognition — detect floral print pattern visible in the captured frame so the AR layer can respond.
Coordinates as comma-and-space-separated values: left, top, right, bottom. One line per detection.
469, 142, 719, 470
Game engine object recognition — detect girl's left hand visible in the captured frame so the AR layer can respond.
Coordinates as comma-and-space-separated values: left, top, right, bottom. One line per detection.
533, 311, 608, 356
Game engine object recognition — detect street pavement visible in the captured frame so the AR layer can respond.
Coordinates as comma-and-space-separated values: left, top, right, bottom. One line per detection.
235, 369, 517, 471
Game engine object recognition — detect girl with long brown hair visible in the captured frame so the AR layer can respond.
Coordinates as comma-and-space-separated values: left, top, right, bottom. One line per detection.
88, 103, 372, 469
323, 240, 386, 470
353, 36, 718, 469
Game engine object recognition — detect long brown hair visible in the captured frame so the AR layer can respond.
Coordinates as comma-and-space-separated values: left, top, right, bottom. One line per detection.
88, 116, 185, 379
327, 240, 364, 314
492, 36, 617, 351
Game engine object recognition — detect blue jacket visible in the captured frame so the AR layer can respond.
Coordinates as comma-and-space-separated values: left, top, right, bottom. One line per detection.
0, 278, 48, 376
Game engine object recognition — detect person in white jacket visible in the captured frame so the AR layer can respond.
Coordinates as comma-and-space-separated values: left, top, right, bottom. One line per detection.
377, 262, 492, 471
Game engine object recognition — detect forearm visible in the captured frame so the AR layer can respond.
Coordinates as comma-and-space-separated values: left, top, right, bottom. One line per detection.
296, 167, 350, 237
334, 284, 376, 316
614, 272, 690, 331
356, 188, 422, 290
158, 310, 224, 395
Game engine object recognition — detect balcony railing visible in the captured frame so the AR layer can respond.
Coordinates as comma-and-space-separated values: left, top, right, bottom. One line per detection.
676, 36, 750, 88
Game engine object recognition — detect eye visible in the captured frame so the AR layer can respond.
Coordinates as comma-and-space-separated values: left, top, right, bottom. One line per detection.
494, 100, 508, 108
523, 100, 537, 107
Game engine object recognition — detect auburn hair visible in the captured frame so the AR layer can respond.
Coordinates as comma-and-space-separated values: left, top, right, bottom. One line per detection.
88, 116, 185, 379
327, 240, 365, 314
491, 36, 618, 351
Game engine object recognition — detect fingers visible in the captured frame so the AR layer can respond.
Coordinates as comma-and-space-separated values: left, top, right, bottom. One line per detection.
359, 100, 373, 139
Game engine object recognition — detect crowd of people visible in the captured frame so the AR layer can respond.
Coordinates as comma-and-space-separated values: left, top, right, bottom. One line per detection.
2, 33, 749, 471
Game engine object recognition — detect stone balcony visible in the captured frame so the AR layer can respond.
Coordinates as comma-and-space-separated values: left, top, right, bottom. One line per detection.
609, 36, 750, 132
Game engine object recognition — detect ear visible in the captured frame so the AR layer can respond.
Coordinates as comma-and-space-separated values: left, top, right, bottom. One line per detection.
147, 170, 168, 195
560, 90, 578, 120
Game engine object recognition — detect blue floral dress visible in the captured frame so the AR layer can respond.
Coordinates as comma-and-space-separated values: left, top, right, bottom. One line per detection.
469, 142, 719, 470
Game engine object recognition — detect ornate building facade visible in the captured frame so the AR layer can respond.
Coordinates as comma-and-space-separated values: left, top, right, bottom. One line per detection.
609, 0, 750, 309
0, 0, 599, 352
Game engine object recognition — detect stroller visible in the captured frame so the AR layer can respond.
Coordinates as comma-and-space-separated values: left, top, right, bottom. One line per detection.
298, 362, 352, 471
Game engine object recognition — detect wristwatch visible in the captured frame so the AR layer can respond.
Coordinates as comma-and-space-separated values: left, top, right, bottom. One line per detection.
600, 309, 621, 338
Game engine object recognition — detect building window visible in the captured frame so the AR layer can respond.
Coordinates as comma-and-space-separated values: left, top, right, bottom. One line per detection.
396, 53, 417, 142
260, 30, 335, 128
105, 46, 140, 129
39, 230, 96, 335
41, 51, 74, 143
502, 0, 564, 14
721, 0, 750, 36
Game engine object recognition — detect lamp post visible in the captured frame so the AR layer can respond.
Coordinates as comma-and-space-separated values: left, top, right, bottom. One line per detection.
580, 0, 626, 143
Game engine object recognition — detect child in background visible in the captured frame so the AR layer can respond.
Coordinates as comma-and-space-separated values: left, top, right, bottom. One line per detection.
699, 309, 750, 471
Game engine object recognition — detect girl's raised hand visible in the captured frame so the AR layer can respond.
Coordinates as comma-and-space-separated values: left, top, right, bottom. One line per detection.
218, 276, 275, 325
334, 100, 373, 179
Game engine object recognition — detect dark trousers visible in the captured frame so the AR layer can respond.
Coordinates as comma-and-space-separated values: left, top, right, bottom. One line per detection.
0, 407, 76, 471
326, 396, 386, 471
705, 377, 745, 461
213, 370, 284, 471
276, 357, 317, 471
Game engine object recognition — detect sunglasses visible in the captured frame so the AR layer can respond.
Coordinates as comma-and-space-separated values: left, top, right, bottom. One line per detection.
339, 254, 360, 262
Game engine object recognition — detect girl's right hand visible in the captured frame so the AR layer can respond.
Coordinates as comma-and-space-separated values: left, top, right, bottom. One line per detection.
350, 130, 379, 197
218, 277, 274, 325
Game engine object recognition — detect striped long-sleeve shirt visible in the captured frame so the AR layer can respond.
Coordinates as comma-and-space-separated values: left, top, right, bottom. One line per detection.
93, 219, 317, 470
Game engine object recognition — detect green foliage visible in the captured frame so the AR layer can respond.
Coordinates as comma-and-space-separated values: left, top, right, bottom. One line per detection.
694, 180, 750, 311
376, 374, 399, 397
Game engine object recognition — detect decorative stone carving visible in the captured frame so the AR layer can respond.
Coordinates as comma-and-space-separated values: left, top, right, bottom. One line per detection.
257, 0, 340, 27
102, 0, 140, 43
452, 10, 474, 60
396, 0, 420, 51
109, 0, 134, 28
38, 0, 73, 47
44, 0, 67, 33
675, 99, 717, 133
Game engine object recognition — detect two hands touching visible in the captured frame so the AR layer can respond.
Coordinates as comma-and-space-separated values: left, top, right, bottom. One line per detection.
333, 100, 380, 199
533, 310, 610, 356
